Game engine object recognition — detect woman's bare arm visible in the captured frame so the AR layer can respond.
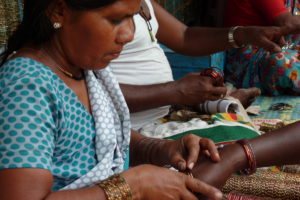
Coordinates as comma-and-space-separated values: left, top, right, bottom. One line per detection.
192, 121, 300, 189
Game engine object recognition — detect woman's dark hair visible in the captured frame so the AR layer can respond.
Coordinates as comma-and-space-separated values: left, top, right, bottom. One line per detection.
0, 0, 117, 66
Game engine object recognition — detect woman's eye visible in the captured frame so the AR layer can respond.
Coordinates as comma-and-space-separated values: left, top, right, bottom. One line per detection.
110, 19, 122, 25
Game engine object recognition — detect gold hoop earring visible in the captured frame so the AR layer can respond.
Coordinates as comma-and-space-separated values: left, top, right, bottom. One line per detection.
53, 22, 62, 29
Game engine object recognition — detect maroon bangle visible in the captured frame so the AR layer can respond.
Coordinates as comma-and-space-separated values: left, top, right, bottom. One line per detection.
236, 138, 257, 175
200, 67, 224, 86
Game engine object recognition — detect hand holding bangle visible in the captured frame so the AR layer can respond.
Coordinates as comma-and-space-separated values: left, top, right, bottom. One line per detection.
200, 67, 224, 87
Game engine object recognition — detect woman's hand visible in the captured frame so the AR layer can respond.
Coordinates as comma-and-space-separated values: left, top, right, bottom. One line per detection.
174, 73, 227, 105
122, 164, 223, 200
235, 26, 286, 53
157, 134, 221, 171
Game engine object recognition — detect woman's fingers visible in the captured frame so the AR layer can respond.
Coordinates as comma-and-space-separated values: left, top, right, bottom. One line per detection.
171, 135, 200, 171
185, 137, 220, 170
186, 176, 223, 200
172, 153, 187, 171
199, 138, 221, 162
174, 136, 220, 171
180, 189, 198, 200
182, 135, 200, 170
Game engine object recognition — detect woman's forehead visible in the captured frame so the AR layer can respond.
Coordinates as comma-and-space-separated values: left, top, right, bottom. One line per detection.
101, 0, 141, 15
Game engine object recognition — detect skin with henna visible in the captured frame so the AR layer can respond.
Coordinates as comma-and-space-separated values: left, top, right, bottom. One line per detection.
191, 121, 300, 191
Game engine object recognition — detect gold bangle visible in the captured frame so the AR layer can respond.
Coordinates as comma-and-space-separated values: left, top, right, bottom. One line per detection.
98, 174, 132, 200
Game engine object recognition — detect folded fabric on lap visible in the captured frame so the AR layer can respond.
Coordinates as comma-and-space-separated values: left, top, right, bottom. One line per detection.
140, 113, 259, 143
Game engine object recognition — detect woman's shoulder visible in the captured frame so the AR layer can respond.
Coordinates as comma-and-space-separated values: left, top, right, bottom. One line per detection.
1, 57, 52, 78
0, 57, 62, 88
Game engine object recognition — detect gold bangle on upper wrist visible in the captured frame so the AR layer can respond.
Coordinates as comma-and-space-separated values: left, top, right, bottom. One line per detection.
98, 174, 132, 200
228, 26, 243, 48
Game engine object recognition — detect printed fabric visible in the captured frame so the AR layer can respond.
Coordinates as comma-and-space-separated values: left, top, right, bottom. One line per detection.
225, 0, 300, 96
0, 57, 131, 191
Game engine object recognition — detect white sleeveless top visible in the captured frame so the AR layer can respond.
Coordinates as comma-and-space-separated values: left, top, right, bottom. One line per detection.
110, 0, 174, 130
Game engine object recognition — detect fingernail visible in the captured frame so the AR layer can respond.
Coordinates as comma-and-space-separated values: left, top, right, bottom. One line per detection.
275, 47, 282, 52
215, 192, 223, 199
188, 162, 194, 170
215, 153, 220, 159
178, 162, 185, 171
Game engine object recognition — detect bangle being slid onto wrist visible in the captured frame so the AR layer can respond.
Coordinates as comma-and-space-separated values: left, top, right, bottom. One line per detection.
236, 138, 257, 175
98, 174, 132, 200
228, 26, 244, 48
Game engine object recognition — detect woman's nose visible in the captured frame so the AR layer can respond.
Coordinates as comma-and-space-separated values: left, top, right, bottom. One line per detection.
116, 18, 135, 45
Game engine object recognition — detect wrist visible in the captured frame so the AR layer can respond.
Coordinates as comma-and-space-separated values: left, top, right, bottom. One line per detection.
151, 139, 172, 166
219, 143, 248, 172
228, 26, 244, 48
137, 137, 169, 166
166, 80, 182, 105
98, 173, 133, 200
121, 166, 144, 200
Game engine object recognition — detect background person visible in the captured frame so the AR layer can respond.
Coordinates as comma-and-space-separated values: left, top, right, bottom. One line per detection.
110, 0, 285, 131
225, 0, 300, 95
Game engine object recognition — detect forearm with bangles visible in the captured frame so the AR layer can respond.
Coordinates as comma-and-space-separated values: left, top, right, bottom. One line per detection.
130, 136, 170, 167
191, 122, 300, 190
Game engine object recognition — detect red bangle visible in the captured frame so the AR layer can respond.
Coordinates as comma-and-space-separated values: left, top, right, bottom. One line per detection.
200, 67, 224, 86
236, 138, 257, 175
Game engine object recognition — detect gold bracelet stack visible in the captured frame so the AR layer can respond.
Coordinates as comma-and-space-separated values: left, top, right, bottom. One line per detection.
98, 174, 132, 200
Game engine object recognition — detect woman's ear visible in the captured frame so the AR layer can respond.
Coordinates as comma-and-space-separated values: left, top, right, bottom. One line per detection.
46, 0, 69, 27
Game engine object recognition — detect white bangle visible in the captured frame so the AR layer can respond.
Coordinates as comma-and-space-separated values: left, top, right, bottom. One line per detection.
228, 26, 243, 48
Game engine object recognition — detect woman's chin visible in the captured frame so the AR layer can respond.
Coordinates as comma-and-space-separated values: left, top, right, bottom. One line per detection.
91, 61, 111, 70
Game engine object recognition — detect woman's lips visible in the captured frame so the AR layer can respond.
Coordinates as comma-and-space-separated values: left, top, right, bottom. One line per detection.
106, 51, 121, 60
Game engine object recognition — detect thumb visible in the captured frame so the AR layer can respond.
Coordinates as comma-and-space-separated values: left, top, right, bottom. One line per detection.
171, 153, 187, 171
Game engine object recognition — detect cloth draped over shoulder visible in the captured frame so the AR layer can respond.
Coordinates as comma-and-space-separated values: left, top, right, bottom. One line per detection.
62, 69, 131, 190
225, 0, 300, 96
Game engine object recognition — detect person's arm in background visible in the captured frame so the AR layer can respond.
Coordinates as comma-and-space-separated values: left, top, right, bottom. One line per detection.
252, 0, 300, 34
120, 74, 226, 112
191, 121, 300, 189
153, 0, 285, 56
119, 0, 285, 113
275, 12, 300, 30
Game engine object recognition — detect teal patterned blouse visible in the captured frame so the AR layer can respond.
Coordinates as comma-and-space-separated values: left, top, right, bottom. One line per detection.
0, 57, 97, 191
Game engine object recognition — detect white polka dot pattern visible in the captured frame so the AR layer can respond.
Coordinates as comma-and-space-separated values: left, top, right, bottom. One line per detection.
62, 67, 131, 190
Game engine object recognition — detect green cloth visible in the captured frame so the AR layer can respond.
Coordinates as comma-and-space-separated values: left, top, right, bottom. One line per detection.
165, 125, 259, 143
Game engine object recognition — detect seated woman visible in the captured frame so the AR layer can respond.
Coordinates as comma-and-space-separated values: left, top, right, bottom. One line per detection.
1, 1, 299, 200
224, 0, 300, 96
0, 0, 223, 199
